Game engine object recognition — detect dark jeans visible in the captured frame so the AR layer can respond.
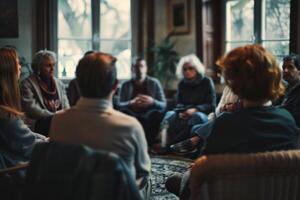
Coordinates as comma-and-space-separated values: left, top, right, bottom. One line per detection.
120, 108, 165, 145
162, 111, 208, 146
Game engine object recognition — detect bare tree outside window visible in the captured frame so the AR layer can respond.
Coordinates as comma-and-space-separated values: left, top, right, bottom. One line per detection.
57, 0, 131, 79
225, 0, 290, 61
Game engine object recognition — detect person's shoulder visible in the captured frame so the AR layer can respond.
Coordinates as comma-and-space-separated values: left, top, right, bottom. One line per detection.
110, 109, 144, 132
272, 106, 295, 118
146, 76, 161, 84
53, 77, 66, 85
68, 78, 77, 85
120, 79, 132, 87
111, 109, 139, 124
290, 83, 300, 95
201, 76, 214, 84
20, 74, 36, 86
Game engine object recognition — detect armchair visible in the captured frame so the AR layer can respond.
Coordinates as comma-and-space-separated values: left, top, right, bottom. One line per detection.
190, 150, 300, 200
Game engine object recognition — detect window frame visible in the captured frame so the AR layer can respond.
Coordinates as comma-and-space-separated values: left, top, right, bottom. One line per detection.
51, 0, 134, 81
225, 0, 291, 58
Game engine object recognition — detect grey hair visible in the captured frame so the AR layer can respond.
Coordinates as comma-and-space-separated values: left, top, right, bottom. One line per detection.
32, 49, 57, 74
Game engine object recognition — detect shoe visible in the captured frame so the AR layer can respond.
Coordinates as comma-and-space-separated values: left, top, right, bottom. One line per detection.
170, 139, 198, 155
150, 144, 171, 155
165, 173, 183, 196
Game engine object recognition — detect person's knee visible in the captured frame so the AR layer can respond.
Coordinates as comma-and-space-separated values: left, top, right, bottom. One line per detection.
163, 111, 177, 122
189, 112, 208, 125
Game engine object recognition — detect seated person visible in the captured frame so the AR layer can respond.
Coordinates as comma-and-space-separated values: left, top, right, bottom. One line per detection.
171, 86, 241, 154
278, 54, 300, 127
67, 50, 95, 106
117, 57, 166, 145
49, 52, 151, 199
66, 78, 80, 107
215, 85, 239, 117
165, 44, 299, 199
0, 47, 46, 172
20, 50, 69, 135
160, 54, 216, 146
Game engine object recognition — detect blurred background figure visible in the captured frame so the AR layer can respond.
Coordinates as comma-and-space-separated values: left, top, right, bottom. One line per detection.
20, 50, 69, 135
159, 54, 216, 148
67, 50, 95, 107
118, 57, 166, 146
278, 54, 300, 127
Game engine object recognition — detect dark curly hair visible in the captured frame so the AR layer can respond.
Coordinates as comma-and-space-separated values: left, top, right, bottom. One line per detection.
283, 54, 300, 70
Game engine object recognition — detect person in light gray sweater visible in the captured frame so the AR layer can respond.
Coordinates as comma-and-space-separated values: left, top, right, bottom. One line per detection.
50, 52, 151, 199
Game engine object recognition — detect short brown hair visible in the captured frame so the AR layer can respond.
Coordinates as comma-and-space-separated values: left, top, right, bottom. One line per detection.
217, 44, 284, 101
0, 47, 22, 117
76, 52, 117, 98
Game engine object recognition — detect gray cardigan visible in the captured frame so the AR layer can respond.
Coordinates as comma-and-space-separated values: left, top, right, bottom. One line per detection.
118, 76, 166, 111
20, 74, 70, 120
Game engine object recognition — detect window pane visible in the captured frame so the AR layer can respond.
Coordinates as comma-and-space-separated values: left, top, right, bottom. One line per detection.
100, 0, 131, 39
226, 0, 254, 42
58, 39, 92, 79
58, 0, 92, 38
263, 0, 290, 40
56, 0, 132, 80
226, 41, 253, 52
263, 41, 289, 58
100, 40, 131, 79
116, 49, 131, 80
100, 40, 130, 55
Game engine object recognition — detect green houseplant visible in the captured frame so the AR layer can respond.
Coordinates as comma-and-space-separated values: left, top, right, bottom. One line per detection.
151, 33, 179, 89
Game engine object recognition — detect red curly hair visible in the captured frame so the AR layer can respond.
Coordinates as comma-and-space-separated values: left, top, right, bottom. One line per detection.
217, 44, 285, 101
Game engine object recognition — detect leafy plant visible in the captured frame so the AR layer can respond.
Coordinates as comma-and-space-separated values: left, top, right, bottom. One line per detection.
151, 33, 179, 89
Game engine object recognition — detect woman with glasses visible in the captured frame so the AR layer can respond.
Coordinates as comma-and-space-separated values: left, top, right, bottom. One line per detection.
157, 54, 216, 150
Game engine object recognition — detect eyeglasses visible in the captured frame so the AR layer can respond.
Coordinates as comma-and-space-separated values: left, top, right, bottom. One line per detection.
183, 67, 194, 72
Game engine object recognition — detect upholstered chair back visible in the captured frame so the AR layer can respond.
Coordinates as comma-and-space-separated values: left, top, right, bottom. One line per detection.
190, 150, 300, 200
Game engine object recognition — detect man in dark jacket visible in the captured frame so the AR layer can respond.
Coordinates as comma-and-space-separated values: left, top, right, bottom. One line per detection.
280, 54, 300, 127
118, 57, 166, 145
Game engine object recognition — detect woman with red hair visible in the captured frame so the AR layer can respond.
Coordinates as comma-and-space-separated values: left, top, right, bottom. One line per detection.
166, 44, 299, 198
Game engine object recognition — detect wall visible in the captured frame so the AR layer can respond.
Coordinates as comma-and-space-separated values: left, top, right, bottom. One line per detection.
154, 0, 196, 56
0, 0, 36, 63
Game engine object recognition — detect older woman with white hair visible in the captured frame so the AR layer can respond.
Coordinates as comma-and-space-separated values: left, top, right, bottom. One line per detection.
20, 50, 69, 135
158, 54, 216, 149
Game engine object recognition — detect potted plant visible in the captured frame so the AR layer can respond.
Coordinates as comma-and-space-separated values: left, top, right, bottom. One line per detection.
151, 33, 179, 90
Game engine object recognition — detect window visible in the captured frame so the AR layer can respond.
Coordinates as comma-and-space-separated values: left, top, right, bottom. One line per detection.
57, 0, 131, 79
225, 0, 291, 60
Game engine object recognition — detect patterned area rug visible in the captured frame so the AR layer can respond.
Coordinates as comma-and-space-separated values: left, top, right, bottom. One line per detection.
150, 156, 193, 200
